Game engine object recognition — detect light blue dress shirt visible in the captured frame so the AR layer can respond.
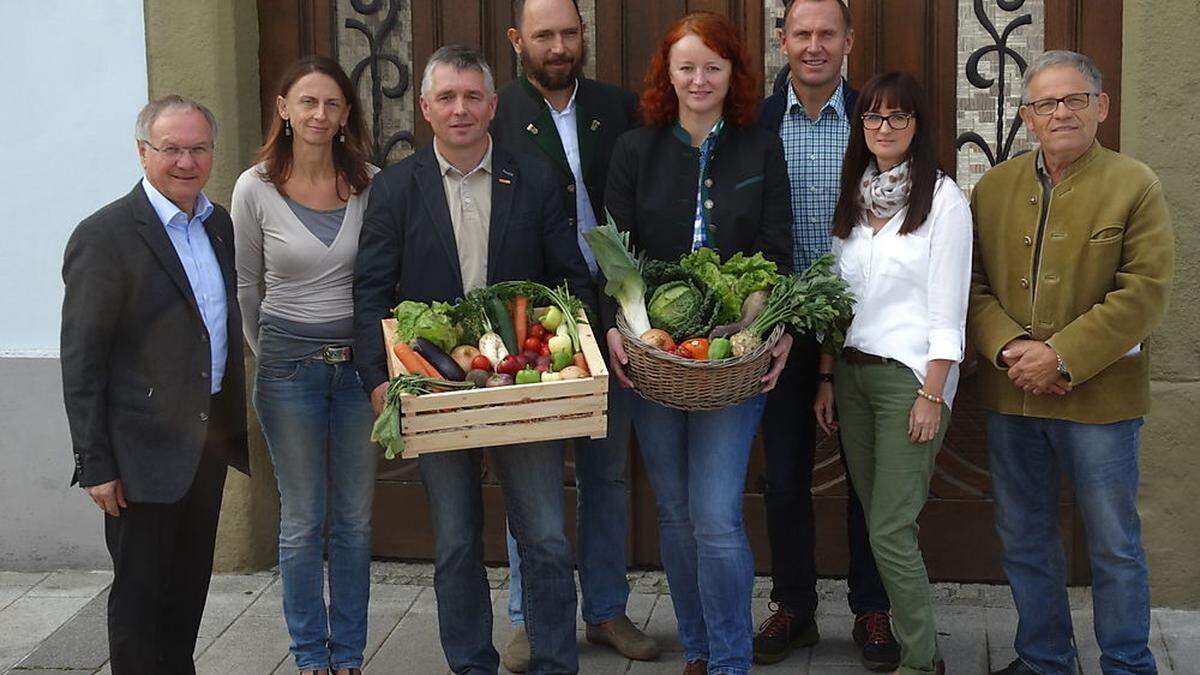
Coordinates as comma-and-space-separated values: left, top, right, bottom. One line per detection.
544, 83, 601, 277
142, 177, 228, 394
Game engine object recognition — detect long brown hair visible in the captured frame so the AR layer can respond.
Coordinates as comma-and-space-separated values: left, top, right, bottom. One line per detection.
639, 12, 761, 128
257, 56, 371, 197
832, 72, 940, 238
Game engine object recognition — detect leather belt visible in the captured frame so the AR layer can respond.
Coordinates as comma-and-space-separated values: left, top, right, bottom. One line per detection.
841, 347, 895, 366
313, 345, 353, 364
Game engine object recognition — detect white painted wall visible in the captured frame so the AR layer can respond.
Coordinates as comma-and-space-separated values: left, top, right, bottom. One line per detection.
0, 1, 148, 353
0, 1, 147, 570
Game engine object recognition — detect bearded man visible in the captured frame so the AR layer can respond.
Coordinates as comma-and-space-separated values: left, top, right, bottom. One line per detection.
489, 0, 652, 671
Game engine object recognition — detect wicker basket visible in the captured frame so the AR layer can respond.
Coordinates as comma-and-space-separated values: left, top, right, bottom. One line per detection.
615, 312, 784, 411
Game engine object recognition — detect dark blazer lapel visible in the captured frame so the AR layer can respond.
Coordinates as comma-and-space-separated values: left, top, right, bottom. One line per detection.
414, 151, 465, 292
519, 77, 571, 176
575, 79, 601, 179
131, 183, 202, 317
487, 150, 517, 281
202, 213, 236, 299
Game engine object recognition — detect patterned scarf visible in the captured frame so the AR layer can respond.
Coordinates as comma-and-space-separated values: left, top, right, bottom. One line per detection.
859, 159, 912, 218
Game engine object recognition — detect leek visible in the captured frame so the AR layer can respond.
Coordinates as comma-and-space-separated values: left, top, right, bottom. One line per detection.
583, 214, 651, 336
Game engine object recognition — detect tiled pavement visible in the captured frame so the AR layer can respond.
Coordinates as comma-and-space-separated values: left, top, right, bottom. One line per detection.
2, 564, 1196, 674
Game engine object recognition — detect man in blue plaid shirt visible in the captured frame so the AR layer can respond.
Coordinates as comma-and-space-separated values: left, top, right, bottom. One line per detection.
754, 0, 899, 670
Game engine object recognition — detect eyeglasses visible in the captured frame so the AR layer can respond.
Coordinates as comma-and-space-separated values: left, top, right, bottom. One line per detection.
142, 141, 213, 160
861, 112, 914, 131
1022, 92, 1097, 116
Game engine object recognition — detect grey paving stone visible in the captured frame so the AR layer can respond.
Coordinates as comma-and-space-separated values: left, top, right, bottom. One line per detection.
937, 606, 988, 674
0, 586, 27, 613
360, 581, 423, 667
26, 570, 113, 599
641, 595, 683, 655
809, 611, 859, 668
0, 596, 97, 674
1157, 609, 1199, 675
14, 590, 108, 670
984, 607, 1020, 672
194, 612, 290, 675
0, 571, 48, 589
197, 573, 276, 639
363, 587, 450, 675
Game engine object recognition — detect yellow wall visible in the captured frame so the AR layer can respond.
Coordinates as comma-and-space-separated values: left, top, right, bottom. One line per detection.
143, 0, 277, 572
1122, 0, 1200, 609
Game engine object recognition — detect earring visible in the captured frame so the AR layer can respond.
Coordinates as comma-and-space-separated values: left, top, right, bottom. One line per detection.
284, 119, 291, 136
338, 127, 345, 143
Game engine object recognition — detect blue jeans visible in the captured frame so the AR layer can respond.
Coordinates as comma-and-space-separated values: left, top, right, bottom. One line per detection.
254, 358, 377, 671
632, 395, 766, 675
507, 381, 632, 626
987, 412, 1156, 675
420, 442, 578, 674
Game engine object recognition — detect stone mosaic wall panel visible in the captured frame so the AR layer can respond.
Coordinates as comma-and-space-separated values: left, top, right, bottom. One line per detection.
956, 0, 1043, 191
581, 0, 597, 79
336, 0, 416, 166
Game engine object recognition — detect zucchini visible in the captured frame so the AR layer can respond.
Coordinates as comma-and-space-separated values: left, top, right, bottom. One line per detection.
486, 296, 518, 355
412, 337, 466, 381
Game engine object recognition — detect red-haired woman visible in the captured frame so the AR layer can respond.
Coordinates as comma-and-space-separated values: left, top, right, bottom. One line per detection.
604, 12, 793, 675
231, 56, 377, 675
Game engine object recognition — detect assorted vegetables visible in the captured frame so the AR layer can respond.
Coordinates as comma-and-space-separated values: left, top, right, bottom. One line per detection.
393, 300, 459, 354
585, 228, 855, 362
371, 374, 477, 459
582, 218, 651, 336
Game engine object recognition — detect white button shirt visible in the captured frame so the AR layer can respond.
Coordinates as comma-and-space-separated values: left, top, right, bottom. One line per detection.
545, 83, 600, 276
832, 176, 973, 406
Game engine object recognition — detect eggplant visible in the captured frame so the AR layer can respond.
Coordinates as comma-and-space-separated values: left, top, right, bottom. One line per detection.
412, 337, 466, 381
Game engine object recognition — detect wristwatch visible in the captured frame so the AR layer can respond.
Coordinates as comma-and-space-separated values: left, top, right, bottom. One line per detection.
1055, 351, 1072, 382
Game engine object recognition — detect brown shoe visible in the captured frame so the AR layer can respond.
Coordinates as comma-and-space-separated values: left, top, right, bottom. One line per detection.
852, 610, 900, 672
682, 659, 708, 674
501, 624, 530, 673
585, 614, 660, 661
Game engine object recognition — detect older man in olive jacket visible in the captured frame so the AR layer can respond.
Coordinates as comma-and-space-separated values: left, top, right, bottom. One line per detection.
969, 51, 1173, 675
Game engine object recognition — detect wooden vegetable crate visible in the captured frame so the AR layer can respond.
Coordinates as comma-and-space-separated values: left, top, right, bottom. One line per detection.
381, 315, 608, 458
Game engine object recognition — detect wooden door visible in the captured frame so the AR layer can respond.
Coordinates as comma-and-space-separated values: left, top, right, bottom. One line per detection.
257, 0, 1121, 583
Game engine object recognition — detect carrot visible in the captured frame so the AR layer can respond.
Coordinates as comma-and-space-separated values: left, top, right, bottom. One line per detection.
512, 295, 528, 349
394, 342, 439, 377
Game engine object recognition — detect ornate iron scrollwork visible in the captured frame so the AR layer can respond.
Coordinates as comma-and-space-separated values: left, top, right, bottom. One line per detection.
956, 0, 1033, 167
343, 0, 415, 167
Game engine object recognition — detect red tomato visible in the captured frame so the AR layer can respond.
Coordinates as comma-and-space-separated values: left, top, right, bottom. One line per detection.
539, 343, 551, 356
470, 355, 493, 372
524, 337, 543, 353
529, 324, 547, 340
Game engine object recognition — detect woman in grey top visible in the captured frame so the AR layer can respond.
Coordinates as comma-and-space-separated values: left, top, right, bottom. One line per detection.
231, 55, 378, 675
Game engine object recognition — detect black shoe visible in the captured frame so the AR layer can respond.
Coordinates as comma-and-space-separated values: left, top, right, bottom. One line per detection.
752, 602, 819, 664
852, 610, 901, 672
991, 658, 1039, 675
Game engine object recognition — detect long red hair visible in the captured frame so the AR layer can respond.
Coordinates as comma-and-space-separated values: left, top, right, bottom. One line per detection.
639, 12, 761, 128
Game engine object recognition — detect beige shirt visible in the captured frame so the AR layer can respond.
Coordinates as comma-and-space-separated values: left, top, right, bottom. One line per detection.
434, 138, 493, 293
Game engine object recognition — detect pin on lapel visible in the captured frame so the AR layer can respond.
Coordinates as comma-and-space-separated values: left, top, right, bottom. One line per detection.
498, 169, 514, 185
526, 123, 539, 135
590, 119, 601, 131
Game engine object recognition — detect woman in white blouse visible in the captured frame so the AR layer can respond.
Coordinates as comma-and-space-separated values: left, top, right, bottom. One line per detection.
813, 72, 972, 675
231, 56, 378, 675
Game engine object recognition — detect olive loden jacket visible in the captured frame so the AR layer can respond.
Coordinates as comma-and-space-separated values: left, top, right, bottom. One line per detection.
968, 141, 1174, 424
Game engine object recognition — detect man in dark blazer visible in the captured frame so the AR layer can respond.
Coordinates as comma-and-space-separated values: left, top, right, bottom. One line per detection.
488, 1, 655, 669
753, 0, 898, 670
60, 95, 250, 674
353, 45, 594, 674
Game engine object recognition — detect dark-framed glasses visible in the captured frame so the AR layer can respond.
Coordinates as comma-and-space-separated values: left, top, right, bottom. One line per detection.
861, 112, 914, 131
142, 141, 214, 160
1023, 92, 1097, 116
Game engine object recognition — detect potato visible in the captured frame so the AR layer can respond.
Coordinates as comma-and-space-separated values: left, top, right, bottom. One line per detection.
450, 345, 482, 373
558, 365, 589, 380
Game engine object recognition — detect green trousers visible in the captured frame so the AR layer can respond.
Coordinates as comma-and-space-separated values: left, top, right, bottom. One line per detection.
833, 358, 951, 675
